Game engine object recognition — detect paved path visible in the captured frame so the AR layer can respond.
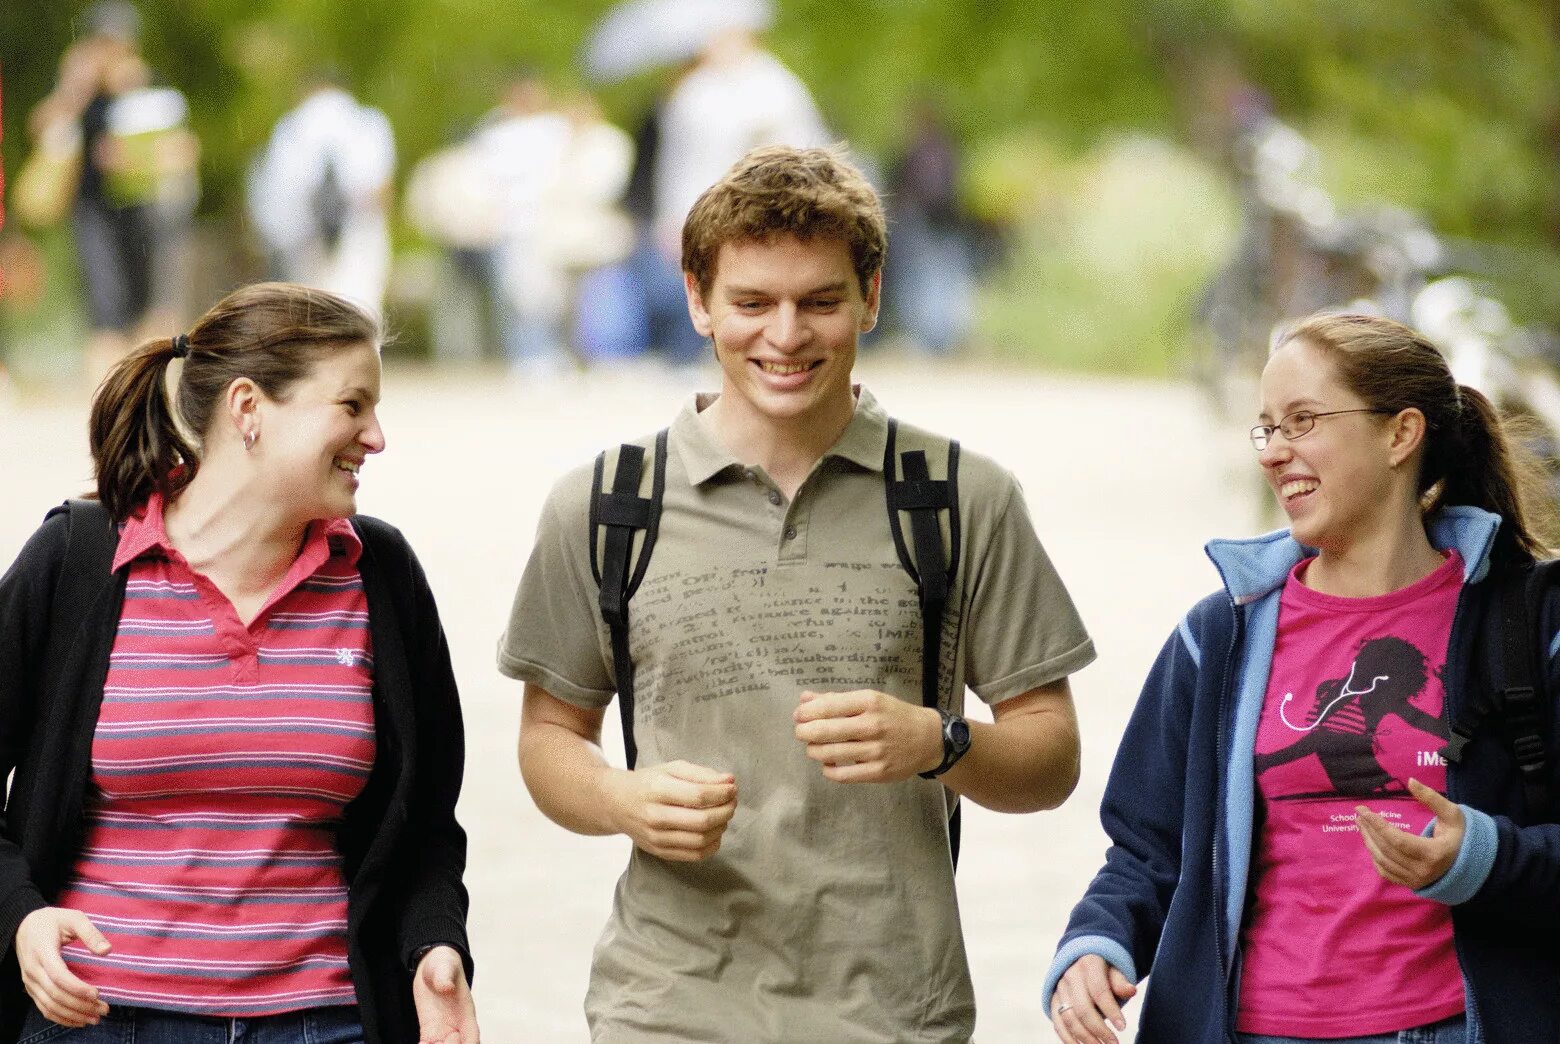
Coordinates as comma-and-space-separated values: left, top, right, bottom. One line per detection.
0, 359, 1260, 1042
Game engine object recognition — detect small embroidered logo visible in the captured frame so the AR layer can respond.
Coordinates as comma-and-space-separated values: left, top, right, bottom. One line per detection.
335, 648, 356, 666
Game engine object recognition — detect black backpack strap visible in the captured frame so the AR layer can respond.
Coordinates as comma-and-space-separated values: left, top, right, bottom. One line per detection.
589, 431, 668, 770
883, 419, 964, 865
883, 419, 962, 711
1445, 560, 1556, 820
47, 500, 119, 644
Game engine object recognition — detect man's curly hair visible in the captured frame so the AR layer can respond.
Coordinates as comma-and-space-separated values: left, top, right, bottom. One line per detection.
682, 144, 887, 298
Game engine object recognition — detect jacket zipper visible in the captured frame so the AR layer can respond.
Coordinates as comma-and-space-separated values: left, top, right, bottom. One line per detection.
1215, 596, 1242, 1042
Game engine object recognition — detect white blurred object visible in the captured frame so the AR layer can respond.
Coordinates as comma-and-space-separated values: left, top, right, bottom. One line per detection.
404, 141, 506, 250
1411, 276, 1513, 391
582, 0, 774, 83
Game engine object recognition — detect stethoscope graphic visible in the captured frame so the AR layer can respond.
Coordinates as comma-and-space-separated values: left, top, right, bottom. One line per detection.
1279, 662, 1390, 732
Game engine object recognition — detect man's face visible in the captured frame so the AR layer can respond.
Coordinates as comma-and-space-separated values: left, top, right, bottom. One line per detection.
686, 234, 880, 429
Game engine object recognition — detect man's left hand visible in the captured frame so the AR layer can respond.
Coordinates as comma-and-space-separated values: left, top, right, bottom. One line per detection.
1356, 778, 1464, 890
412, 945, 479, 1044
793, 690, 942, 783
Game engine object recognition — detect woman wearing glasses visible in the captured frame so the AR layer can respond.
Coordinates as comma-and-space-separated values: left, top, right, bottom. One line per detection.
1045, 313, 1559, 1044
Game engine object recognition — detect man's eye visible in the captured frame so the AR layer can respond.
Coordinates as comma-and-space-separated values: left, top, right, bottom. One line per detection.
343, 400, 361, 415
810, 299, 841, 310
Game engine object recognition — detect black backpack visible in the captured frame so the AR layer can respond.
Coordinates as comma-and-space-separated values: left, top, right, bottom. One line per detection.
1443, 558, 1560, 820
311, 154, 349, 253
588, 420, 965, 860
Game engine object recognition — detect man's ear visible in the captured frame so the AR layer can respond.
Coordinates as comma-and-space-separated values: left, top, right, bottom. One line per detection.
685, 272, 713, 338
860, 269, 882, 334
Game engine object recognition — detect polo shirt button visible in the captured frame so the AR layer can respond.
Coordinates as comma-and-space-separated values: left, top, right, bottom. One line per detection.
767, 490, 782, 506
784, 525, 797, 540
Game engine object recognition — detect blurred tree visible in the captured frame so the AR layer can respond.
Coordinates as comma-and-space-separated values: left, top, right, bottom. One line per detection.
2, 0, 1556, 310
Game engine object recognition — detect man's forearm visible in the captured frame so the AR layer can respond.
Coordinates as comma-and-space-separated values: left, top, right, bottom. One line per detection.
518, 720, 623, 837
935, 705, 1081, 814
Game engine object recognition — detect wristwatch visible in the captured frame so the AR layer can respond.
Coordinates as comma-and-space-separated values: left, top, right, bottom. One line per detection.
919, 708, 972, 779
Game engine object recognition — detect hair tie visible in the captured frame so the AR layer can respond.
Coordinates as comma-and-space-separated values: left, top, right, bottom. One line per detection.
171, 333, 190, 359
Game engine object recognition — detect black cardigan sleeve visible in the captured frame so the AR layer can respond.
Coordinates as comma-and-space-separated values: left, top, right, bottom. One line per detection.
357, 518, 473, 981
0, 516, 70, 949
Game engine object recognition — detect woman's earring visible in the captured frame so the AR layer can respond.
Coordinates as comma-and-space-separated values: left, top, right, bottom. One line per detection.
244, 429, 258, 451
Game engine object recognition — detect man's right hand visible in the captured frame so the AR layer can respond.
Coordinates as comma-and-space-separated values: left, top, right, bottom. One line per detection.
15, 907, 111, 1028
1050, 954, 1136, 1044
603, 760, 737, 862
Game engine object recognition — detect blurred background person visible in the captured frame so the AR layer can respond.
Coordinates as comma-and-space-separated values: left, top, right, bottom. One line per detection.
403, 129, 507, 364
23, 2, 194, 387
545, 91, 636, 367
468, 68, 574, 379
882, 94, 977, 355
581, 0, 828, 365
246, 71, 395, 318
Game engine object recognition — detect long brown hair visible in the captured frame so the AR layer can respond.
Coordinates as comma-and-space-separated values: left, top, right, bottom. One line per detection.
89, 283, 379, 522
1278, 312, 1555, 563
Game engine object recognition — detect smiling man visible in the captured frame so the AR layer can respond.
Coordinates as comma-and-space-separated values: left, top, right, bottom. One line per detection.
499, 145, 1095, 1043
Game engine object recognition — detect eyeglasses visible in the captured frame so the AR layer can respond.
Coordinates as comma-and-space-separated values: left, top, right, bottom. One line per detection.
1249, 409, 1394, 451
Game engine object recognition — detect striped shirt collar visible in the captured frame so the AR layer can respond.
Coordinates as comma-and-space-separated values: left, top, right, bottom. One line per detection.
114, 493, 363, 572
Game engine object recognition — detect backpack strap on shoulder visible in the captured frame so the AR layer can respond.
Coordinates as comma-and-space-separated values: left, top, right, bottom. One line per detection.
883, 419, 962, 711
590, 430, 668, 770
883, 419, 964, 866
1444, 560, 1555, 820
48, 500, 119, 644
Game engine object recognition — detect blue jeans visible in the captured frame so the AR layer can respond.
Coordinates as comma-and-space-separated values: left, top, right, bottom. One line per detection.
1238, 1012, 1473, 1044
17, 1004, 362, 1044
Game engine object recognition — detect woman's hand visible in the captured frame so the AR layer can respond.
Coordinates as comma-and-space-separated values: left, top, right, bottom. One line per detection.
412, 944, 479, 1044
1356, 777, 1464, 890
15, 907, 111, 1028
1050, 953, 1136, 1044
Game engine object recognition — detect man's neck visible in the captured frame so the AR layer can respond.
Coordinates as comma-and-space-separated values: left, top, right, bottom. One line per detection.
701, 388, 857, 498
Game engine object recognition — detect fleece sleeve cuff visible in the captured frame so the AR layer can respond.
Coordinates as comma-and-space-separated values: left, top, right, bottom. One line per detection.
1042, 934, 1139, 1017
1415, 804, 1497, 906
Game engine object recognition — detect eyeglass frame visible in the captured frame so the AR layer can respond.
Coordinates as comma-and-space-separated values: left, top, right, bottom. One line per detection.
1249, 408, 1396, 451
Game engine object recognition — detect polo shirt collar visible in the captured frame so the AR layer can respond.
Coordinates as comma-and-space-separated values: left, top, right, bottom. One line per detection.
671, 385, 890, 487
113, 492, 364, 571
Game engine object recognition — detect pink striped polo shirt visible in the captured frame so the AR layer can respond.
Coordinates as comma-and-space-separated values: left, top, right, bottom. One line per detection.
56, 495, 376, 1016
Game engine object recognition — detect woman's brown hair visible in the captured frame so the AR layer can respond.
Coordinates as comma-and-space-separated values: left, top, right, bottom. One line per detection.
89, 282, 378, 522
1278, 312, 1556, 563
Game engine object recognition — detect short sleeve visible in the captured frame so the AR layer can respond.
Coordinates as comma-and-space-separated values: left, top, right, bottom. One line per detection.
961, 476, 1095, 705
497, 476, 616, 710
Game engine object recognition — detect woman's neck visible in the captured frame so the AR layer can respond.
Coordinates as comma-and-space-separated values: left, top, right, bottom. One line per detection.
163, 468, 306, 592
1304, 516, 1447, 598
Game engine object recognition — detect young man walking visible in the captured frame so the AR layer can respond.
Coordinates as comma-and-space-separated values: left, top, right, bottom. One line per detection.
500, 144, 1094, 1042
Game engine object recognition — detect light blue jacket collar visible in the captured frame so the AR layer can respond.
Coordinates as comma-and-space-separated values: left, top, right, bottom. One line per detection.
1204, 506, 1503, 606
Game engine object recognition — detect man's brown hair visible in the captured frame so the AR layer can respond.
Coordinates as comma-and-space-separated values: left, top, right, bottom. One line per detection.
682, 144, 887, 298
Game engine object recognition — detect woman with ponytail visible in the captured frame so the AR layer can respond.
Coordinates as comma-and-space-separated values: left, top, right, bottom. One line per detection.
0, 283, 477, 1043
1046, 313, 1559, 1044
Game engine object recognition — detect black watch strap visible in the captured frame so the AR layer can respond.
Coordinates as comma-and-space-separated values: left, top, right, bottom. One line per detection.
920, 709, 972, 779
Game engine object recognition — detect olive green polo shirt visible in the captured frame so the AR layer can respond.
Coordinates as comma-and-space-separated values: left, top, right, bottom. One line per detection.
500, 387, 1094, 1043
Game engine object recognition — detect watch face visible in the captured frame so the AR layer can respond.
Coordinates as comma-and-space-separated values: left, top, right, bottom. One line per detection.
950, 719, 971, 747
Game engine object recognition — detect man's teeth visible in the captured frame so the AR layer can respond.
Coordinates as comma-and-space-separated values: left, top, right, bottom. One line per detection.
1281, 479, 1318, 499
335, 459, 360, 475
758, 361, 813, 376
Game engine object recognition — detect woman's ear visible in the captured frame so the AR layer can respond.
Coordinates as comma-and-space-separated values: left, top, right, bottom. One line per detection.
1386, 407, 1427, 469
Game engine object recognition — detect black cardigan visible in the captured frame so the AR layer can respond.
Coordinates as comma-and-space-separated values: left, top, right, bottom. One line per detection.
0, 504, 471, 1043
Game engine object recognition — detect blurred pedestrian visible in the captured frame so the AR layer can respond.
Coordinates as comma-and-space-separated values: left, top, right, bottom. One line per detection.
468, 69, 573, 377
26, 2, 193, 387
247, 73, 395, 318
884, 96, 975, 355
1046, 314, 1560, 1044
0, 282, 476, 1042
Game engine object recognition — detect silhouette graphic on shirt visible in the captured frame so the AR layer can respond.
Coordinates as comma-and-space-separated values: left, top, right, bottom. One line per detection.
1254, 635, 1447, 799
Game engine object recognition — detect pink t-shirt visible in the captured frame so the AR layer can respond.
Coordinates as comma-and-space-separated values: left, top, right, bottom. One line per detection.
1235, 552, 1467, 1038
